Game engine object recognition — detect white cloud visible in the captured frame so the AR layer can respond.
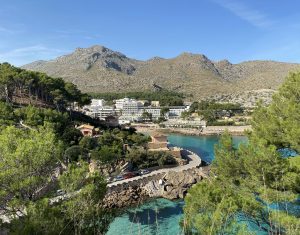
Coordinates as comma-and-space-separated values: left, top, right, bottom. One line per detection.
212, 0, 272, 28
0, 45, 68, 66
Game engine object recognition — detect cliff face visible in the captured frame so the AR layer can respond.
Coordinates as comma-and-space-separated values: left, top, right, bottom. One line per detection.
22, 45, 300, 100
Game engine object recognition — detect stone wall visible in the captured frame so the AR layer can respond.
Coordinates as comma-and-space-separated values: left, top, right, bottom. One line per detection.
103, 167, 205, 208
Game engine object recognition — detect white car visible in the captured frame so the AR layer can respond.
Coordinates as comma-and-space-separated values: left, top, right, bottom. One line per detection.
140, 169, 150, 175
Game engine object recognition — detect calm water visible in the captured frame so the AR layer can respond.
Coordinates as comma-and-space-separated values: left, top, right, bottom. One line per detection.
106, 134, 247, 235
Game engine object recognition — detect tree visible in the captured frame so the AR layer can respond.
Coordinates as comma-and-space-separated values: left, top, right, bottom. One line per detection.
141, 111, 152, 121
93, 146, 121, 164
0, 101, 15, 125
9, 162, 114, 234
64, 145, 89, 162
0, 63, 90, 109
0, 126, 62, 216
183, 72, 300, 234
160, 107, 169, 117
79, 136, 99, 150
181, 111, 190, 120
61, 127, 83, 145
252, 72, 300, 153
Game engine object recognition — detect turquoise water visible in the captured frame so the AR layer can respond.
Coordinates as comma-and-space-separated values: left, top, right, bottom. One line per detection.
106, 198, 184, 235
168, 134, 248, 163
106, 134, 247, 235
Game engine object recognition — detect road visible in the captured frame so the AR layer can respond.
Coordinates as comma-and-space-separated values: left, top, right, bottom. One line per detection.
107, 149, 203, 187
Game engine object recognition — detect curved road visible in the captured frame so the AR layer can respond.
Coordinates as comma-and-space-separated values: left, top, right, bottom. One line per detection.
107, 149, 203, 188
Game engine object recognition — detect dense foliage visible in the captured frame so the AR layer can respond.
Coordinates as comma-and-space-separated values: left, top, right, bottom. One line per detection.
86, 128, 149, 164
183, 72, 300, 234
9, 162, 113, 234
189, 100, 243, 124
0, 63, 90, 109
126, 149, 177, 169
0, 126, 62, 213
89, 90, 186, 106
0, 65, 117, 234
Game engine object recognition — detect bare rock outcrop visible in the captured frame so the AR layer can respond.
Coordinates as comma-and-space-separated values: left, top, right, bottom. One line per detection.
104, 167, 205, 208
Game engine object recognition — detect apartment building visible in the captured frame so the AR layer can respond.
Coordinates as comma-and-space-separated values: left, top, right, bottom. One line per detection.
86, 106, 119, 120
90, 99, 105, 107
144, 107, 161, 120
122, 99, 144, 116
167, 106, 188, 119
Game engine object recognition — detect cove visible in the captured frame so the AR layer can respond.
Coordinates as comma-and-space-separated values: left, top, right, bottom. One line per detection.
106, 134, 247, 235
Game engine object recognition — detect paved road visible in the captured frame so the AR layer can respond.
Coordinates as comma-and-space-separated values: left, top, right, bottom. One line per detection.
49, 149, 204, 204
107, 149, 203, 187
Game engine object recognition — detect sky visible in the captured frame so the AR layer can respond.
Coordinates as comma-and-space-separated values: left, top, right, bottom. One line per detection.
0, 0, 300, 66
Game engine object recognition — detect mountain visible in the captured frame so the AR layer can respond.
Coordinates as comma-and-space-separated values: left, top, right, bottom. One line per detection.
22, 45, 300, 101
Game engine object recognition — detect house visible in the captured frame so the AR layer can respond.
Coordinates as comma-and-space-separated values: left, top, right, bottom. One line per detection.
76, 124, 99, 137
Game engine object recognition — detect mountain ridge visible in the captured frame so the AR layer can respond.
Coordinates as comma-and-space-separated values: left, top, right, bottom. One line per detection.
22, 45, 300, 100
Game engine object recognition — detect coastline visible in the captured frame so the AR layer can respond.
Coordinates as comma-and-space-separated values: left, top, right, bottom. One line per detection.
134, 125, 251, 136
104, 149, 206, 208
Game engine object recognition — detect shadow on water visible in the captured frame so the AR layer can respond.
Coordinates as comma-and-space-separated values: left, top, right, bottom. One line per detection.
127, 200, 184, 225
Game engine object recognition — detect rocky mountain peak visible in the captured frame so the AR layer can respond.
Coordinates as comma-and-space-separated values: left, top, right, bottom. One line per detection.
52, 45, 137, 74
22, 45, 300, 100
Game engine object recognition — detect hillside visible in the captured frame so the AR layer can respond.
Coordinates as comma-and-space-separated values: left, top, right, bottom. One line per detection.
22, 45, 300, 101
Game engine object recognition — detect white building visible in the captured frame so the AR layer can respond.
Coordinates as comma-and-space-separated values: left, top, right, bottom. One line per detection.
115, 98, 133, 110
167, 106, 189, 119
144, 107, 161, 120
122, 99, 144, 116
90, 99, 105, 107
86, 106, 119, 120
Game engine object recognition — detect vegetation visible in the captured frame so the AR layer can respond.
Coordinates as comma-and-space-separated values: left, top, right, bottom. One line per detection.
188, 100, 243, 124
0, 63, 90, 110
0, 126, 113, 234
9, 162, 113, 234
88, 129, 149, 164
126, 149, 177, 169
183, 72, 300, 234
0, 64, 116, 234
0, 126, 62, 213
89, 90, 186, 106
141, 111, 153, 121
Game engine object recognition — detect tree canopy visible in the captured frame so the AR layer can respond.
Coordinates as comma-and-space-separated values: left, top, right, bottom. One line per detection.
89, 90, 186, 106
183, 72, 300, 234
0, 126, 62, 216
0, 63, 91, 109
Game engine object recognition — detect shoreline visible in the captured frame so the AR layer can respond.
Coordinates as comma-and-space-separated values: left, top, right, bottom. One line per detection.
134, 125, 251, 136
104, 149, 206, 208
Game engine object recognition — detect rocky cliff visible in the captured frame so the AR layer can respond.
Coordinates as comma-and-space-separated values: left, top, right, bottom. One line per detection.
103, 167, 205, 208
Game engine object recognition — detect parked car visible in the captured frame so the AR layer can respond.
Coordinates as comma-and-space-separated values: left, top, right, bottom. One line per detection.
56, 189, 64, 196
114, 175, 124, 181
122, 172, 136, 179
140, 169, 150, 175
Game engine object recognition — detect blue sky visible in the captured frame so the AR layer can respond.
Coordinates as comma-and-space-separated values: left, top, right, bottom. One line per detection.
0, 0, 299, 66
